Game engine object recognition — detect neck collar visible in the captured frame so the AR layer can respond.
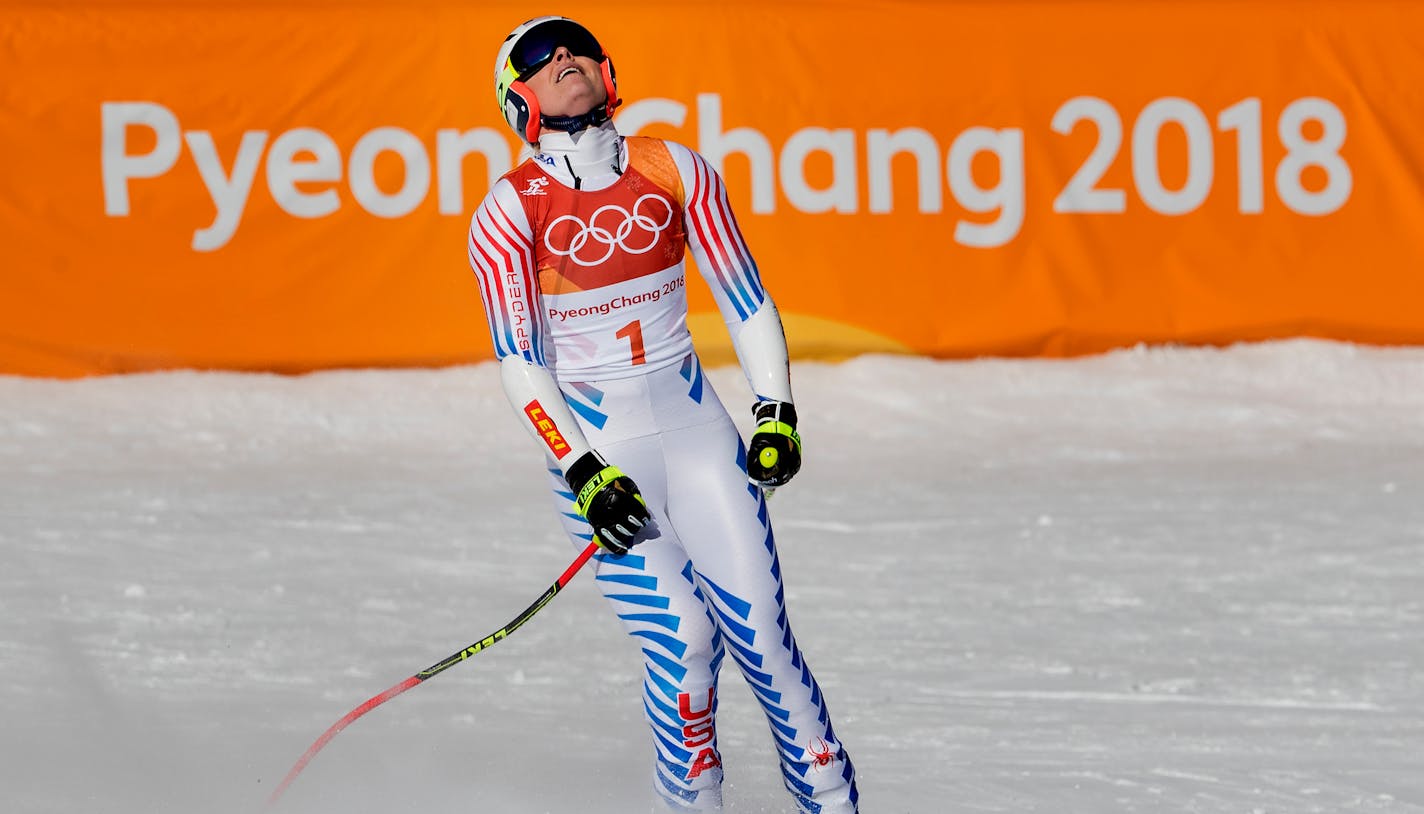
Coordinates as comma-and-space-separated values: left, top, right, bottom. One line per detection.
535, 120, 624, 191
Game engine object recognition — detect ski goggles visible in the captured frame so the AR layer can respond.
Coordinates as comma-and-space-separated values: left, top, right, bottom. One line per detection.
509, 19, 605, 81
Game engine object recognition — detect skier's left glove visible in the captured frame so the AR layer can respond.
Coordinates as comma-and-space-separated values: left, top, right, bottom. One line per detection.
566, 451, 650, 556
746, 400, 802, 489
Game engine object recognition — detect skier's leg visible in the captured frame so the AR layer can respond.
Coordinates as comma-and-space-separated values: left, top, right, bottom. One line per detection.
595, 541, 727, 811
544, 443, 727, 811
658, 391, 860, 813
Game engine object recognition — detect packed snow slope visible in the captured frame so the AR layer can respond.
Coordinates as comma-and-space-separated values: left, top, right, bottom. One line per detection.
2, 339, 1421, 813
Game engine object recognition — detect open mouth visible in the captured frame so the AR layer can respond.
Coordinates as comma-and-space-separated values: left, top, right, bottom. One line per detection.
557, 66, 579, 82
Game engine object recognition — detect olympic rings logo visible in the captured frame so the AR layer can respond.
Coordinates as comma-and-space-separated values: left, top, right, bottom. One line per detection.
543, 194, 675, 267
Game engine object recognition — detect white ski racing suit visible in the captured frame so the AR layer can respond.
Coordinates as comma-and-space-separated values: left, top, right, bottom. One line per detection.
467, 121, 859, 813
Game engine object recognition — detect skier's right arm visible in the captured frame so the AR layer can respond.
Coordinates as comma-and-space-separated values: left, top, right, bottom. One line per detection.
498, 356, 649, 554
467, 183, 649, 554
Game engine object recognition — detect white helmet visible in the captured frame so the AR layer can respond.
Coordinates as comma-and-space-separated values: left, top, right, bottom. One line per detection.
493, 16, 620, 144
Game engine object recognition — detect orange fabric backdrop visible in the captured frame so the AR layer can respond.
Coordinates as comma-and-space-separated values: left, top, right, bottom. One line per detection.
3, 1, 1422, 376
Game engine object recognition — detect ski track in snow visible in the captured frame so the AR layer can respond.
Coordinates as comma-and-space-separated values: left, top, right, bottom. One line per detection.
1, 339, 1422, 813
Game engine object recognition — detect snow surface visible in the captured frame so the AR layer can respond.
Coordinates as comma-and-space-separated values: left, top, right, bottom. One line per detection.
2, 339, 1422, 814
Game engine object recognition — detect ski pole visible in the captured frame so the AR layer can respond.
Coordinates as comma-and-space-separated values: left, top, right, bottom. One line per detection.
267, 541, 600, 807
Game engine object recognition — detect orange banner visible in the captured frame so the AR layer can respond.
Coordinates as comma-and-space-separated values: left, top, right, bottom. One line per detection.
3, 1, 1423, 376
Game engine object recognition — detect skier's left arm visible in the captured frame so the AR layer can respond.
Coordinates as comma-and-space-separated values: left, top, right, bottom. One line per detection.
673, 143, 801, 488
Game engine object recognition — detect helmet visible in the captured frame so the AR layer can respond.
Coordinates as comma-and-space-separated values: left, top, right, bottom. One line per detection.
493, 16, 620, 144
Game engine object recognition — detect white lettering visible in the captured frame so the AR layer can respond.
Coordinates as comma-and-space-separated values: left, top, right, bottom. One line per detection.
697, 93, 775, 214
100, 93, 1350, 254
1133, 98, 1213, 216
867, 128, 942, 214
267, 128, 342, 219
1217, 98, 1264, 214
1276, 97, 1351, 216
349, 127, 430, 218
1051, 97, 1127, 214
780, 127, 857, 214
948, 127, 1025, 249
185, 130, 268, 252
101, 102, 181, 216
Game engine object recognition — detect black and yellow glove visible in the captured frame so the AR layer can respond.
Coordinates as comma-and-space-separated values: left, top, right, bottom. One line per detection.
566, 451, 650, 556
746, 400, 802, 489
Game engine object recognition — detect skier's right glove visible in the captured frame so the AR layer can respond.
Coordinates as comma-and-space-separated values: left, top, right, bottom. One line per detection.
566, 451, 650, 556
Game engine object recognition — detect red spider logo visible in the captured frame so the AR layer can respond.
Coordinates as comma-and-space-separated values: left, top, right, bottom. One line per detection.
807, 737, 836, 771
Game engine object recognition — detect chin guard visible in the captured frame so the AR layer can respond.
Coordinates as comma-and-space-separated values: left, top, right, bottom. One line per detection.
540, 105, 612, 135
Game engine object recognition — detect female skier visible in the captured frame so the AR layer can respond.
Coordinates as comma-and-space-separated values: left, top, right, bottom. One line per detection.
467, 16, 860, 813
